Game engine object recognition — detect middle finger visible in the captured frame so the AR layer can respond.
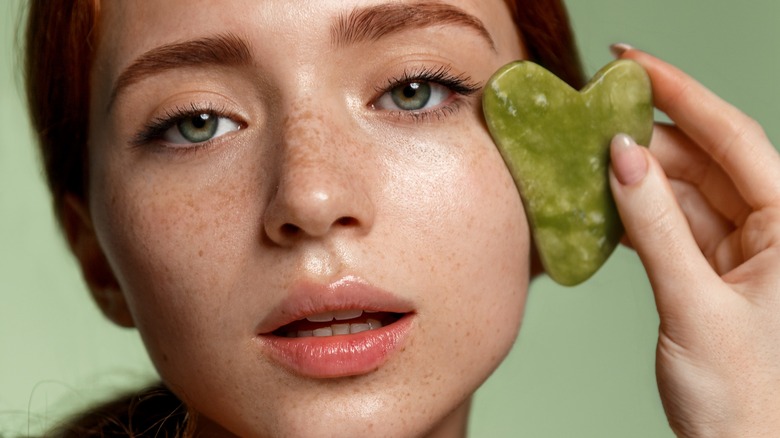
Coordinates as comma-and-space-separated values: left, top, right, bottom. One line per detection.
650, 124, 751, 226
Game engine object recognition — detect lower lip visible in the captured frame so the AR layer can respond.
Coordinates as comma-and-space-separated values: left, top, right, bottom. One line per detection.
257, 314, 413, 378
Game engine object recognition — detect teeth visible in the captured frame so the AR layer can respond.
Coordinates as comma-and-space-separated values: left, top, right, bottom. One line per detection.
334, 309, 363, 320
291, 320, 385, 338
306, 312, 335, 322
350, 323, 370, 334
305, 309, 366, 322
332, 323, 350, 335
313, 327, 333, 337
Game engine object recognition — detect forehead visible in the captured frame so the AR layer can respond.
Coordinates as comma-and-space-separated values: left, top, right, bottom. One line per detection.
94, 0, 522, 80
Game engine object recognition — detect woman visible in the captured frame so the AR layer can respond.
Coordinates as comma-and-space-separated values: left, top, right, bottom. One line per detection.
20, 0, 780, 436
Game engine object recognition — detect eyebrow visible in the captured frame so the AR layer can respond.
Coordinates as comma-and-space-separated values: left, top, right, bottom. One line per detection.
107, 5, 493, 110
331, 2, 496, 51
107, 33, 252, 111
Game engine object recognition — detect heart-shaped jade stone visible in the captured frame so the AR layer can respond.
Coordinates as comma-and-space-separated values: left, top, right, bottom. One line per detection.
483, 59, 653, 286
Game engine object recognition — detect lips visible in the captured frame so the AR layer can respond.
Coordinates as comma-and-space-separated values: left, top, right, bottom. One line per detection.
255, 276, 414, 378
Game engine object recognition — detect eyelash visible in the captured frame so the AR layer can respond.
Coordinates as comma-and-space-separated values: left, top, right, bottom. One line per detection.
131, 102, 243, 149
373, 65, 482, 123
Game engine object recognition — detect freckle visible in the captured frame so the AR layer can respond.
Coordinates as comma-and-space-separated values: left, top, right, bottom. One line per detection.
198, 250, 204, 257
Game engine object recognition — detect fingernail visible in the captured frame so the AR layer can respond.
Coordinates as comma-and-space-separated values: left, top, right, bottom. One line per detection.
610, 43, 634, 58
611, 133, 647, 186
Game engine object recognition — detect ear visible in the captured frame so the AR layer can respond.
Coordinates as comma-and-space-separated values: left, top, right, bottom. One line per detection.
62, 194, 135, 328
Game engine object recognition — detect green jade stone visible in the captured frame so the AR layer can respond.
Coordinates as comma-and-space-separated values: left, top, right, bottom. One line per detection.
483, 60, 653, 286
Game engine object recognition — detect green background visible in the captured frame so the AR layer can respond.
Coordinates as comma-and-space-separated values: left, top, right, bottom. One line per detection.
1, 1, 778, 436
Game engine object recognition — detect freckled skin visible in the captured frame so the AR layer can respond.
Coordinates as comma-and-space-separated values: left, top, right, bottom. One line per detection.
78, 0, 530, 436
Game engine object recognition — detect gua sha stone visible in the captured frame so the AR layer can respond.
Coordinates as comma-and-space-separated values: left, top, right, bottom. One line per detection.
483, 59, 653, 286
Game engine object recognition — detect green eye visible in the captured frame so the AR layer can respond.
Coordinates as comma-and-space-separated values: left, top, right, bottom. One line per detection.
177, 113, 218, 143
390, 82, 432, 110
376, 80, 450, 112
161, 112, 241, 145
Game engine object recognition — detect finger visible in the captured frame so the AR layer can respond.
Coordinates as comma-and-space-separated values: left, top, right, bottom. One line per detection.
651, 124, 751, 226
617, 48, 780, 210
669, 179, 734, 262
711, 227, 744, 276
609, 134, 721, 311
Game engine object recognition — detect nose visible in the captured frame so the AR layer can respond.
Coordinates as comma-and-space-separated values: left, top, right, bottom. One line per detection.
262, 108, 375, 246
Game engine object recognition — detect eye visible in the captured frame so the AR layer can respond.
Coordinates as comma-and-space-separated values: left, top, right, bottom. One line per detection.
374, 81, 452, 112
368, 66, 481, 120
163, 112, 241, 144
132, 103, 246, 149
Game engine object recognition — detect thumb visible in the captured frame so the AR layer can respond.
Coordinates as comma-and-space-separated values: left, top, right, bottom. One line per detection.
609, 134, 715, 313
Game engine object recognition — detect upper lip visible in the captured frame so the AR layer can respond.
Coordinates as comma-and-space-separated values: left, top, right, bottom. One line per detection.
255, 275, 414, 335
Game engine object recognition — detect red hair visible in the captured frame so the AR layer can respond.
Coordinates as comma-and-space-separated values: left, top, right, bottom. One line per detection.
25, 0, 100, 226
510, 0, 585, 89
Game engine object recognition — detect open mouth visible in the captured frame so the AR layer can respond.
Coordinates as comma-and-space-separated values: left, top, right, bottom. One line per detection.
256, 278, 415, 377
271, 310, 405, 338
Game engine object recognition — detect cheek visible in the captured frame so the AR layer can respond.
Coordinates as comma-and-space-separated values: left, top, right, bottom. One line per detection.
90, 150, 262, 364
378, 125, 530, 377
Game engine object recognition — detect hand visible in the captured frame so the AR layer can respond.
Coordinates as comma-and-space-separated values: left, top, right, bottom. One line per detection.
609, 46, 780, 437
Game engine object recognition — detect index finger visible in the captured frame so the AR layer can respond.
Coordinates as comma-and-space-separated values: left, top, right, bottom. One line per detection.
618, 47, 780, 209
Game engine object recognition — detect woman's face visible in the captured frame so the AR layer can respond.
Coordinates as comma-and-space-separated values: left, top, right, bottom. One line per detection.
83, 0, 528, 435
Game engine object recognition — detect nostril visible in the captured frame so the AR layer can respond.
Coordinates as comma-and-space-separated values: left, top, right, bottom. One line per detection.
336, 217, 358, 227
276, 217, 356, 241
280, 223, 300, 236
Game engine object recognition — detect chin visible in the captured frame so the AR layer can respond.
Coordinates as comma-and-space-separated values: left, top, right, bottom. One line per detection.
181, 346, 495, 438
201, 389, 472, 438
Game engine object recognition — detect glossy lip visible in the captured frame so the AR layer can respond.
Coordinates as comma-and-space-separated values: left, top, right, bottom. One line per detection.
255, 275, 415, 378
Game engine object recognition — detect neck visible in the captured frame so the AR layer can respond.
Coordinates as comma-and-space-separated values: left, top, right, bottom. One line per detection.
424, 396, 472, 438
